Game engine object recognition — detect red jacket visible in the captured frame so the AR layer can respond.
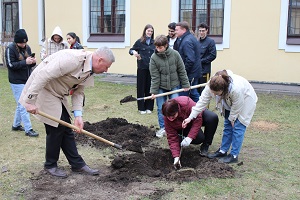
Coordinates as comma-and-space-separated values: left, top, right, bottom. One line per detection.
164, 96, 203, 157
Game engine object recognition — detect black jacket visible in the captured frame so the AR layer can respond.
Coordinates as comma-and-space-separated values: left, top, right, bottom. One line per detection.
129, 38, 155, 69
5, 43, 35, 84
174, 31, 201, 80
71, 41, 84, 49
199, 36, 216, 74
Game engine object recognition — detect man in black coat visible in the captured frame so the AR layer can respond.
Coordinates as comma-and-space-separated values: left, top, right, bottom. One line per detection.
174, 21, 201, 102
197, 23, 217, 95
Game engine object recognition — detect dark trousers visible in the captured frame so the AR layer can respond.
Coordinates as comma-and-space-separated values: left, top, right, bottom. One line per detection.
179, 78, 200, 103
136, 68, 154, 111
44, 104, 85, 169
198, 73, 211, 95
178, 109, 218, 145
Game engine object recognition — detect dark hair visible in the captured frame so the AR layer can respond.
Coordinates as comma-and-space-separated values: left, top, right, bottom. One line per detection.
162, 99, 179, 117
176, 21, 190, 31
67, 32, 81, 44
140, 24, 154, 43
209, 70, 231, 98
197, 22, 209, 30
154, 35, 168, 46
168, 22, 177, 30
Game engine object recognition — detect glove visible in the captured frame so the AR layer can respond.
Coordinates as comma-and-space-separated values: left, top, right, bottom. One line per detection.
173, 157, 181, 170
181, 137, 192, 147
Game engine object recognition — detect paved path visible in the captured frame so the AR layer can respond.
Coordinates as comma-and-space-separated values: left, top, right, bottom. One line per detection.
98, 74, 300, 96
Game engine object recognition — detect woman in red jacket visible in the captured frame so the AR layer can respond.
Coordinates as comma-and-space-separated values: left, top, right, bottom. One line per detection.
162, 96, 218, 169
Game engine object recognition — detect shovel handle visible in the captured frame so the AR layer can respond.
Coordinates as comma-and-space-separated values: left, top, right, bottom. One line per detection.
37, 111, 122, 150
137, 83, 207, 101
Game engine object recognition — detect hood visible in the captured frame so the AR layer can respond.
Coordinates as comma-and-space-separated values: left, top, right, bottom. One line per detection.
51, 26, 63, 43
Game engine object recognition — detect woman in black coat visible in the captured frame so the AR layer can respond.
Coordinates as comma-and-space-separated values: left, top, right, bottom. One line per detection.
129, 24, 155, 114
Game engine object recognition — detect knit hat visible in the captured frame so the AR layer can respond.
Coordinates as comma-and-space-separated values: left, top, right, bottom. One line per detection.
14, 29, 28, 43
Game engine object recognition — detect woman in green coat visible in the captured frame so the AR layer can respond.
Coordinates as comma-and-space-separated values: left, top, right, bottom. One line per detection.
150, 35, 190, 138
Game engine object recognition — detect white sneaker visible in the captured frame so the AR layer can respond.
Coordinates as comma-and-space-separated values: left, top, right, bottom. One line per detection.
146, 110, 152, 114
139, 111, 147, 115
156, 128, 166, 138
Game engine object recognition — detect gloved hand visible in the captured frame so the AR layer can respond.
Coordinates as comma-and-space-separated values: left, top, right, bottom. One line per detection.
173, 157, 181, 170
181, 137, 192, 147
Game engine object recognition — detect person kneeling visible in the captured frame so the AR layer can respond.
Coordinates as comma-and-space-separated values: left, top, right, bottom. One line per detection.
162, 96, 218, 169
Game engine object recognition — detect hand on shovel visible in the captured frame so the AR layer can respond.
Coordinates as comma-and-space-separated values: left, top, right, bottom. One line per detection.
174, 157, 181, 170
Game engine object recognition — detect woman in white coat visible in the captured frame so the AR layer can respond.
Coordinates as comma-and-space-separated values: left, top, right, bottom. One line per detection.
183, 70, 258, 163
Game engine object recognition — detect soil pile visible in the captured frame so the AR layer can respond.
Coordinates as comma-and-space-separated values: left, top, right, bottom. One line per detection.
27, 118, 235, 200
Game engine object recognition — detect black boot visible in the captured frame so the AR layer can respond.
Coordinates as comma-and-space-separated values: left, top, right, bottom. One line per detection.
207, 148, 227, 159
199, 143, 209, 157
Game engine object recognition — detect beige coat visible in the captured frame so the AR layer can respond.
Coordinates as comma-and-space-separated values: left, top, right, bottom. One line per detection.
19, 49, 94, 127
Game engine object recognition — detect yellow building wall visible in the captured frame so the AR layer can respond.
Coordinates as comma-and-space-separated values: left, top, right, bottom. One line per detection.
213, 0, 299, 83
17, 0, 300, 83
104, 0, 173, 76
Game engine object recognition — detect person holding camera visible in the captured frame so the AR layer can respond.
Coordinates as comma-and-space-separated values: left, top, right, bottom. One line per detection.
5, 29, 39, 137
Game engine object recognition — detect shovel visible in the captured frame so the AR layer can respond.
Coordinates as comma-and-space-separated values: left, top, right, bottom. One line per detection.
37, 111, 122, 150
120, 83, 207, 104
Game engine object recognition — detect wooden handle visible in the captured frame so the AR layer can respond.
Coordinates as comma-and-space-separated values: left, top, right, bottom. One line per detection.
38, 111, 122, 149
137, 83, 207, 101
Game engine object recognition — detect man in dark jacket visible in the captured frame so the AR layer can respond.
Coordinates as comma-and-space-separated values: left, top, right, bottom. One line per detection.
174, 21, 201, 102
5, 29, 39, 137
198, 23, 217, 95
167, 22, 177, 49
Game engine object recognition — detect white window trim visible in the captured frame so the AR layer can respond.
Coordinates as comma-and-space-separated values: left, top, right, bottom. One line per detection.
278, 0, 300, 52
171, 0, 231, 51
82, 0, 130, 49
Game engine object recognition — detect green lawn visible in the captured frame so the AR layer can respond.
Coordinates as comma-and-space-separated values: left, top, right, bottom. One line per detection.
0, 67, 299, 199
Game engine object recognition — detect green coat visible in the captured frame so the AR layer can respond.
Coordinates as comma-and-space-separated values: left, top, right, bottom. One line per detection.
149, 47, 190, 94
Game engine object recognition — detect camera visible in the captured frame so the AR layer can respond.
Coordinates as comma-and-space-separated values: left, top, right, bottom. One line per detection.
30, 53, 35, 57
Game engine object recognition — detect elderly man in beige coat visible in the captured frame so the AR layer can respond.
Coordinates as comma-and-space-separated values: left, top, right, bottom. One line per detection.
19, 47, 115, 178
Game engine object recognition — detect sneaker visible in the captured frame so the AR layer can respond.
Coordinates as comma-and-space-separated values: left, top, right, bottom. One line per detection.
139, 111, 147, 115
199, 143, 209, 157
156, 128, 166, 138
146, 110, 152, 114
12, 125, 25, 131
207, 148, 227, 159
218, 154, 238, 164
25, 129, 39, 137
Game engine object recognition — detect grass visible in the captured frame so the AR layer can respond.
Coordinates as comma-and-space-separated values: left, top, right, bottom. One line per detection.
0, 67, 300, 199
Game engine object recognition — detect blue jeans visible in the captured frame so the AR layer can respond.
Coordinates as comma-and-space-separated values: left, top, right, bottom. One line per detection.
156, 86, 180, 129
10, 83, 33, 132
179, 78, 200, 103
220, 110, 246, 156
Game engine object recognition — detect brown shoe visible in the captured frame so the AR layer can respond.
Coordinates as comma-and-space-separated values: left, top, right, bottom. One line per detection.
45, 167, 67, 178
72, 165, 99, 176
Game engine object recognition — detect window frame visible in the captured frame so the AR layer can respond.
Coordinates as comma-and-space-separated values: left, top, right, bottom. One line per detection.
287, 0, 300, 45
1, 0, 19, 39
88, 0, 125, 42
178, 0, 224, 44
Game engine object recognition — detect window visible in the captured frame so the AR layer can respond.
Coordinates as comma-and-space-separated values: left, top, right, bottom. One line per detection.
89, 0, 125, 42
2, 0, 19, 38
287, 0, 300, 44
179, 0, 224, 43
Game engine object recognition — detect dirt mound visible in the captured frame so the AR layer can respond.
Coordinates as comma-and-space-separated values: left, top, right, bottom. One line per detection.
27, 118, 235, 199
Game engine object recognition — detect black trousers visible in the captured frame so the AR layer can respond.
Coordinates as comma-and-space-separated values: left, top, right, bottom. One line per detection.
44, 104, 85, 169
177, 109, 218, 145
198, 73, 211, 95
136, 68, 154, 111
